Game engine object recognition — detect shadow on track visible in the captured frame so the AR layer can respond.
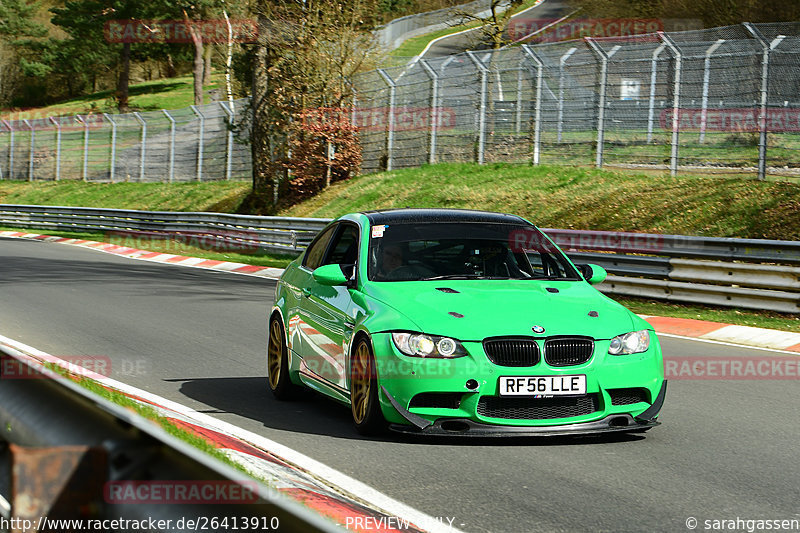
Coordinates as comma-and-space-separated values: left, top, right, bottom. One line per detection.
169, 376, 650, 446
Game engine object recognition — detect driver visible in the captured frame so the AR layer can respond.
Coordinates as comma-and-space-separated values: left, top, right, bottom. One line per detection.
379, 243, 405, 279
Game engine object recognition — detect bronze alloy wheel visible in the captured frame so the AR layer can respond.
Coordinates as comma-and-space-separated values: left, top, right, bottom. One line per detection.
351, 340, 372, 424
267, 319, 283, 390
267, 315, 299, 399
350, 337, 386, 434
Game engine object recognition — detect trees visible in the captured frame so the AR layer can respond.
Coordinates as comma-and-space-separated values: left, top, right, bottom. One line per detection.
0, 0, 46, 107
244, 0, 383, 213
49, 0, 176, 112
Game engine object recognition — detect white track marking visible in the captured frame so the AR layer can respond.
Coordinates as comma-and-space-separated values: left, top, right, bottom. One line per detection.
0, 333, 462, 533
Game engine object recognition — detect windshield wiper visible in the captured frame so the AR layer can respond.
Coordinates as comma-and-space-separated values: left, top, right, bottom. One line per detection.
421, 274, 490, 281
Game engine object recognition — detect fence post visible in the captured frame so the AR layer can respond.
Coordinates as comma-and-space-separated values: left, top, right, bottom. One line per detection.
78, 116, 89, 181
23, 119, 34, 181
467, 51, 488, 164
162, 110, 176, 183
133, 112, 146, 182
646, 43, 666, 143
2, 120, 13, 180
190, 105, 204, 181
515, 58, 524, 134
558, 47, 578, 143
219, 101, 234, 181
585, 39, 620, 169
699, 39, 725, 144
103, 113, 117, 182
377, 69, 396, 171
744, 23, 785, 181
48, 117, 62, 181
419, 59, 439, 164
659, 32, 682, 177
521, 45, 544, 166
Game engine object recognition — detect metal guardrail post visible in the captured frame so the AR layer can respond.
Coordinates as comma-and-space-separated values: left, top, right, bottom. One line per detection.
419, 59, 439, 164
77, 116, 89, 181
191, 105, 205, 181
585, 39, 620, 169
220, 101, 235, 181
103, 113, 117, 182
162, 110, 176, 183
659, 32, 682, 177
2, 120, 13, 180
557, 47, 578, 144
133, 112, 147, 182
521, 45, 544, 166
377, 69, 396, 171
23, 119, 34, 182
48, 117, 62, 181
699, 39, 725, 144
467, 51, 488, 165
744, 23, 786, 181
646, 43, 666, 144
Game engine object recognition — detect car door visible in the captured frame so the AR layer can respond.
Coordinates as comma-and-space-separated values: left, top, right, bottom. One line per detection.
297, 222, 359, 389
286, 224, 336, 360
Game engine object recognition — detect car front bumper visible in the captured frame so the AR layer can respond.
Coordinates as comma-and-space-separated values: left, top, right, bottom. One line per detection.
384, 380, 667, 437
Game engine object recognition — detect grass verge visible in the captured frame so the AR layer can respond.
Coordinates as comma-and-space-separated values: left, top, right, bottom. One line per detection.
1, 75, 228, 119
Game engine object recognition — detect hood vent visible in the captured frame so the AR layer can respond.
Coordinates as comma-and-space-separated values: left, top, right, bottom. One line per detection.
436, 287, 459, 293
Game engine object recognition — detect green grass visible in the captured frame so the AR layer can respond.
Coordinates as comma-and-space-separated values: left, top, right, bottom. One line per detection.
0, 180, 251, 212
1, 75, 227, 119
281, 162, 800, 241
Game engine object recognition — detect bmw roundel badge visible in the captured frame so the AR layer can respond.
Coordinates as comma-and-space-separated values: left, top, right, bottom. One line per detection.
531, 325, 545, 334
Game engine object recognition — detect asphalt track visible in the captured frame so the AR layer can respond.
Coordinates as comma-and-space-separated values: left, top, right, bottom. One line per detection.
2, 236, 799, 533
423, 0, 571, 58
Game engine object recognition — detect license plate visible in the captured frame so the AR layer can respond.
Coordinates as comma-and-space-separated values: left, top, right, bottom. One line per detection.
499, 375, 586, 396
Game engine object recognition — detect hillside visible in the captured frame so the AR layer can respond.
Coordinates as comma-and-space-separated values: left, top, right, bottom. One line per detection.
2, 163, 800, 240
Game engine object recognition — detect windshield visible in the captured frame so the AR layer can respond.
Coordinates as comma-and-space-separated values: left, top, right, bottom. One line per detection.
367, 222, 580, 282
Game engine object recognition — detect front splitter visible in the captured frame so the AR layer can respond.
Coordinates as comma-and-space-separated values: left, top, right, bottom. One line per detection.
389, 414, 659, 437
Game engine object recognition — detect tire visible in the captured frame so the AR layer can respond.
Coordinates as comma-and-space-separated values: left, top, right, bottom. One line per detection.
267, 315, 300, 400
350, 337, 386, 435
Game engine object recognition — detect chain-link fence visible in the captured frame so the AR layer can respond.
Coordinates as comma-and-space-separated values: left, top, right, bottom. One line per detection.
353, 21, 800, 179
1, 22, 798, 183
0, 100, 252, 182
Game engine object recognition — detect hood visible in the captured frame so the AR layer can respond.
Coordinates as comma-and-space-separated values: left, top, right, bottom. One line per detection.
364, 280, 637, 341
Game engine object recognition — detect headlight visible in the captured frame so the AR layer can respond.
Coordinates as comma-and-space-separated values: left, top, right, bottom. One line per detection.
391, 332, 467, 358
608, 330, 650, 355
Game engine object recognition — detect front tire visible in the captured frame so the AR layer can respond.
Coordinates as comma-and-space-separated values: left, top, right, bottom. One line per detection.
350, 337, 386, 435
267, 315, 300, 400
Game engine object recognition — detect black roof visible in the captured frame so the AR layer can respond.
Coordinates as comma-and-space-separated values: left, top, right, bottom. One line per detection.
363, 208, 527, 225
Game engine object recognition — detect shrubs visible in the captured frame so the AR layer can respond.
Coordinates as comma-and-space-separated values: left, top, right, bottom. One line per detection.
284, 107, 362, 203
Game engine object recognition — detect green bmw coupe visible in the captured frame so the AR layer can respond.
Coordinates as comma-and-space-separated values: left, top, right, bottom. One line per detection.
268, 209, 666, 436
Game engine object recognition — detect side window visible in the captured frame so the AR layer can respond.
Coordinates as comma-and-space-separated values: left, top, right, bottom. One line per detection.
303, 225, 337, 270
323, 224, 359, 267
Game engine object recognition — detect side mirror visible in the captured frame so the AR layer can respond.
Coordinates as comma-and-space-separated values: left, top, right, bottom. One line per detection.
578, 263, 607, 285
313, 264, 349, 286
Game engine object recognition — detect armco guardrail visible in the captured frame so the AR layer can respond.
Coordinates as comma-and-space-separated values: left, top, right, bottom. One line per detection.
548, 232, 800, 314
2, 204, 799, 313
0, 341, 343, 531
0, 204, 331, 255
374, 0, 502, 51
